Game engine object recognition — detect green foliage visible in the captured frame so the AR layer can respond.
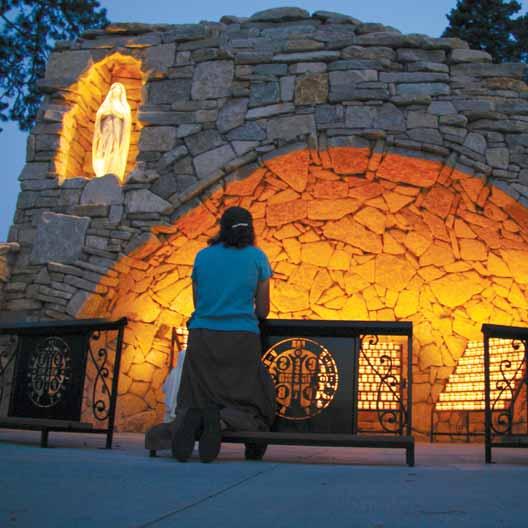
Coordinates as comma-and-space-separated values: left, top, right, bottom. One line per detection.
0, 0, 108, 131
443, 0, 528, 63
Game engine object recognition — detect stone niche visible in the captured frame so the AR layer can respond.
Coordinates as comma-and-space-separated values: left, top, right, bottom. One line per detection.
6, 7, 528, 435
48, 52, 144, 183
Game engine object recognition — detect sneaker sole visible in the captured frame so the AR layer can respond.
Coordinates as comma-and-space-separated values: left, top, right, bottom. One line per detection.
199, 408, 221, 463
171, 409, 202, 462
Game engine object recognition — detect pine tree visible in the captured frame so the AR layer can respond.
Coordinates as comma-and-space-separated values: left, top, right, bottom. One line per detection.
443, 0, 528, 63
0, 1, 108, 132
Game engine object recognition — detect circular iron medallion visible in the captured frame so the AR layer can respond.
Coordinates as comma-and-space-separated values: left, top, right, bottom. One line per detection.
262, 338, 339, 420
27, 337, 72, 408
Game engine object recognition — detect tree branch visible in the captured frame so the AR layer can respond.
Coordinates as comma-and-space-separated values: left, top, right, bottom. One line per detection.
0, 14, 27, 38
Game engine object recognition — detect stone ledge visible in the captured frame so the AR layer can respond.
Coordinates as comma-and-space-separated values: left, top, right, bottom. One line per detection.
249, 8, 311, 23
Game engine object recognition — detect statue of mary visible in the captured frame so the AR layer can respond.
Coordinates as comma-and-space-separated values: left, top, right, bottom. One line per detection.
92, 82, 132, 182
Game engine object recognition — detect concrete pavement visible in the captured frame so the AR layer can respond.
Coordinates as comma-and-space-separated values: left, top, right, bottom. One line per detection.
0, 429, 527, 528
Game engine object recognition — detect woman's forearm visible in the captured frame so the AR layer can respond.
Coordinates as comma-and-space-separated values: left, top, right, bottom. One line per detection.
255, 279, 270, 319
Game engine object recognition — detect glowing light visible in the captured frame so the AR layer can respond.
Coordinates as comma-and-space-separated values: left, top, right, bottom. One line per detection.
358, 341, 402, 411
174, 326, 189, 350
92, 82, 132, 182
436, 339, 526, 411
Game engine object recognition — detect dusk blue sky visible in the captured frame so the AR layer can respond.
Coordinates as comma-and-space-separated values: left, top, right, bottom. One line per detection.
1, 0, 526, 240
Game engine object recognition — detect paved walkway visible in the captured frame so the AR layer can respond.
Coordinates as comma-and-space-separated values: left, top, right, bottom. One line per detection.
0, 429, 527, 528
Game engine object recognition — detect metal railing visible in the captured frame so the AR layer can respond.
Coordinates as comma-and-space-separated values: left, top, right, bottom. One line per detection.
0, 318, 127, 448
260, 319, 413, 438
482, 323, 528, 463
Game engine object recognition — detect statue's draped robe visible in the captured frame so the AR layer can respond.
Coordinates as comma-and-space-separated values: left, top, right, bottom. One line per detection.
92, 83, 131, 182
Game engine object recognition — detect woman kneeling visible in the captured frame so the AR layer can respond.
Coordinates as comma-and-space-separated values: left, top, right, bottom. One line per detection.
172, 206, 276, 462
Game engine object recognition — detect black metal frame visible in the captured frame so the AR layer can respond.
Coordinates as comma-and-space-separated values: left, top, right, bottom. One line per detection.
0, 318, 127, 448
482, 323, 528, 463
260, 320, 413, 436
356, 333, 408, 435
225, 319, 415, 465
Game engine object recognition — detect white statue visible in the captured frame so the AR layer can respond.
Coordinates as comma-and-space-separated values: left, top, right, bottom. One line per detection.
92, 82, 131, 182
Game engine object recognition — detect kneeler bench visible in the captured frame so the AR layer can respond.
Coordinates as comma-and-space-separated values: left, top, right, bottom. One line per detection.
222, 431, 415, 466
0, 417, 93, 448
146, 426, 415, 466
146, 319, 415, 466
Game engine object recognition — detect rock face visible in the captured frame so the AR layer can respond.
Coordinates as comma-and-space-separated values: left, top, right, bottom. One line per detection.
75, 146, 528, 438
191, 61, 234, 100
0, 243, 20, 312
5, 9, 528, 436
31, 213, 90, 264
80, 175, 123, 205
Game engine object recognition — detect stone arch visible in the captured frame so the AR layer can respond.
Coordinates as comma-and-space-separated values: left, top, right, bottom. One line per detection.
55, 52, 145, 184
78, 143, 528, 433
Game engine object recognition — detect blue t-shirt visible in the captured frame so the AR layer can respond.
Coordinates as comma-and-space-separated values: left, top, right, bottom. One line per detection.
188, 244, 272, 334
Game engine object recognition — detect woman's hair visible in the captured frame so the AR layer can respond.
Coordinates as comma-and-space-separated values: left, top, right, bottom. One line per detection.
209, 206, 255, 248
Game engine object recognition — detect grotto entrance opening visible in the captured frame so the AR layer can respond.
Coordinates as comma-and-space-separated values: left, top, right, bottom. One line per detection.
78, 145, 528, 437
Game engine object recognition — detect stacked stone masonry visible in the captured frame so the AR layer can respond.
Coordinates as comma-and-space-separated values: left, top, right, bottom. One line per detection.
4, 7, 528, 435
0, 243, 20, 312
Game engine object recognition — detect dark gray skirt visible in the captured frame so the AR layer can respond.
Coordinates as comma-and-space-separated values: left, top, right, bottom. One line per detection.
176, 328, 276, 432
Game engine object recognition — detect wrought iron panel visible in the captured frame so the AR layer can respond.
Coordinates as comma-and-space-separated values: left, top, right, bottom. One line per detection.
482, 323, 528, 463
357, 334, 406, 434
9, 333, 89, 421
0, 318, 127, 449
0, 335, 17, 416
260, 320, 412, 437
262, 333, 356, 434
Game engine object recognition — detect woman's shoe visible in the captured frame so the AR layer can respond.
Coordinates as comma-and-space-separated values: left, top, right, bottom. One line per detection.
199, 407, 221, 463
171, 408, 202, 462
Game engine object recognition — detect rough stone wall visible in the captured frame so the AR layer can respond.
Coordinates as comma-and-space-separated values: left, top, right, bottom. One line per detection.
0, 243, 20, 313
4, 7, 528, 434
77, 147, 528, 434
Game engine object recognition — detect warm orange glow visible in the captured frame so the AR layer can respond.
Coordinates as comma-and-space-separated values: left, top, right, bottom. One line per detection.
173, 326, 189, 351
92, 82, 132, 182
358, 341, 402, 411
436, 339, 526, 411
77, 147, 528, 432
55, 53, 144, 184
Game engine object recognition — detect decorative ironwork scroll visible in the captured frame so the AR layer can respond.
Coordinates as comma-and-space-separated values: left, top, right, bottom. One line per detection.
490, 339, 527, 435
260, 320, 412, 438
482, 323, 528, 463
88, 330, 112, 422
359, 334, 405, 433
0, 335, 17, 411
27, 336, 72, 408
